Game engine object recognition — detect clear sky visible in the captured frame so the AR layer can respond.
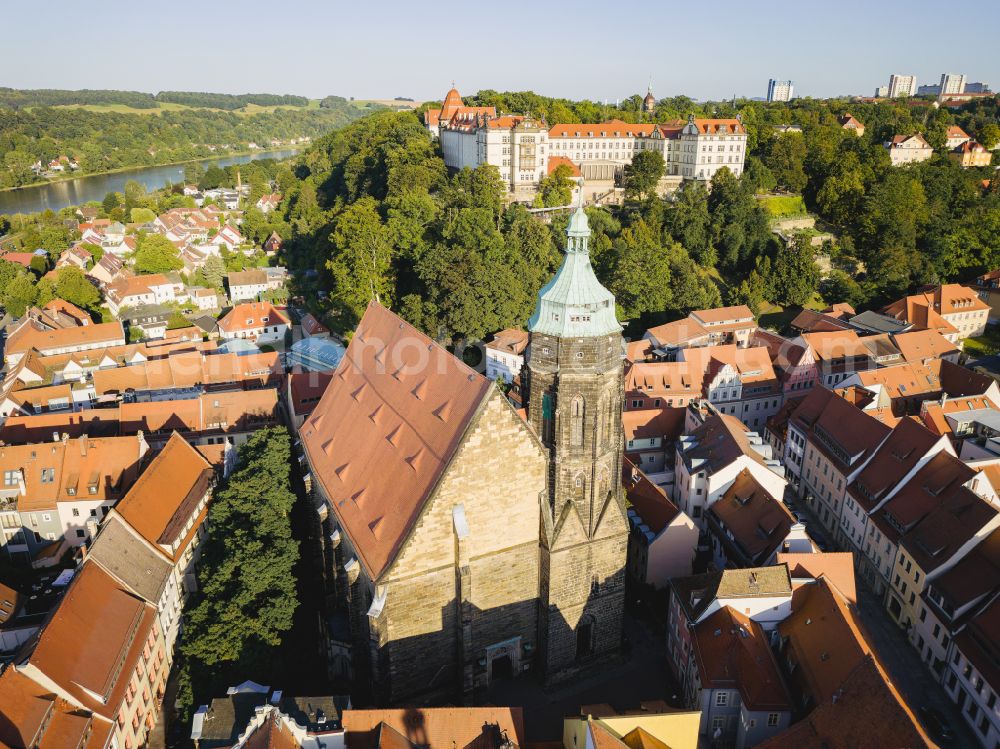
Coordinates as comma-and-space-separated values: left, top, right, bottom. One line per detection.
5, 0, 999, 102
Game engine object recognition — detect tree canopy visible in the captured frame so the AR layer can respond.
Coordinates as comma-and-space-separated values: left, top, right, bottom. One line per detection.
175, 427, 299, 714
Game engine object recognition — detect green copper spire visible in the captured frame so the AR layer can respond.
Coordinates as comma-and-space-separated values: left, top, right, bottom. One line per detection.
527, 193, 622, 338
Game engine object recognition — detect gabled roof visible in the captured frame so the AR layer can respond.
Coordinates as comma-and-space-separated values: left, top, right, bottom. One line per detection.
954, 594, 1000, 695
25, 561, 157, 719
790, 308, 852, 334
115, 433, 212, 559
779, 577, 873, 703
893, 329, 960, 363
691, 607, 792, 711
670, 565, 792, 622
342, 707, 525, 749
301, 302, 493, 579
707, 468, 794, 564
644, 317, 710, 348
679, 414, 771, 475
789, 387, 892, 470
847, 417, 941, 511
5, 320, 125, 359
486, 328, 529, 355
0, 436, 147, 512
689, 305, 754, 326
218, 302, 290, 334
894, 458, 996, 572
755, 655, 933, 748
623, 407, 686, 445
928, 526, 1000, 617
777, 552, 857, 604
87, 513, 173, 604
622, 458, 681, 534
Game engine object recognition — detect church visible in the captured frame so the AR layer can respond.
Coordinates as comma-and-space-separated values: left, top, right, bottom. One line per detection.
300, 202, 628, 704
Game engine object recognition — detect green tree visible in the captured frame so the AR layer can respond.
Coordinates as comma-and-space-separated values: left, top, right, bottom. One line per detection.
184, 162, 205, 186
199, 165, 227, 191
53, 267, 100, 311
727, 269, 767, 316
133, 233, 184, 274
2, 273, 38, 317
202, 254, 226, 289
762, 133, 808, 193
536, 164, 575, 207
130, 207, 156, 224
665, 181, 714, 266
177, 427, 299, 709
770, 235, 820, 307
622, 150, 665, 200
608, 219, 672, 318
979, 123, 1000, 150
102, 191, 122, 215
327, 197, 395, 322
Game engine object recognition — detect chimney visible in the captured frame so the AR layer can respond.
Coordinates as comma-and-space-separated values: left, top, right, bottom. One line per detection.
79, 435, 87, 456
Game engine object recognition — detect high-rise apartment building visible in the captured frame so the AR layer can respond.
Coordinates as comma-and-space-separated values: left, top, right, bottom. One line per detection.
767, 79, 794, 102
888, 74, 917, 98
939, 72, 967, 95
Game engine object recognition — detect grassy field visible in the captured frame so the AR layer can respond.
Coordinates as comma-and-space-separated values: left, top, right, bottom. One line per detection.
759, 194, 808, 219
50, 101, 324, 116
757, 296, 826, 334
964, 326, 1000, 358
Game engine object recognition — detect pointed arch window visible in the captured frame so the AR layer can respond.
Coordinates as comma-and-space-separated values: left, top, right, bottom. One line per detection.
570, 395, 585, 447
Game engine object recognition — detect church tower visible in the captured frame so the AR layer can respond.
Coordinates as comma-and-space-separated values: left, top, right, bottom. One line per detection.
527, 200, 628, 682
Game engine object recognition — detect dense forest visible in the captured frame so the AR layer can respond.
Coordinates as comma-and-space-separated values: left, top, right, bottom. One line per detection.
0, 88, 310, 110
271, 91, 1000, 341
0, 89, 376, 188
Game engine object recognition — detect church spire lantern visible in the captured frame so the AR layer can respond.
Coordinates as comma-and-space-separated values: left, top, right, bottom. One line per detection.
527, 198, 622, 339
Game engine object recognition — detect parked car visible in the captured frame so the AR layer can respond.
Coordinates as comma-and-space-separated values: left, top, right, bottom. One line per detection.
918, 706, 955, 743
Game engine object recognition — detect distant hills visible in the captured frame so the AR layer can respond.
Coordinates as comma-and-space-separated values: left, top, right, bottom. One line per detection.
0, 88, 323, 111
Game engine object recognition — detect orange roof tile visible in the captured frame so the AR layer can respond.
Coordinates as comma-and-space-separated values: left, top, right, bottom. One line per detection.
218, 302, 290, 334
692, 607, 792, 711
707, 468, 794, 564
342, 707, 525, 749
0, 436, 147, 512
5, 321, 125, 360
301, 302, 492, 579
115, 433, 212, 558
779, 578, 873, 702
777, 552, 857, 604
25, 562, 157, 719
754, 656, 933, 749
622, 458, 681, 533
546, 155, 581, 177
549, 122, 660, 138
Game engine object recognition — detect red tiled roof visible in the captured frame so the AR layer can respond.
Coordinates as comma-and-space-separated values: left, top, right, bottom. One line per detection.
342, 707, 525, 749
691, 607, 792, 711
25, 562, 157, 719
756, 655, 933, 748
115, 433, 212, 558
777, 552, 857, 604
300, 302, 492, 579
546, 156, 581, 177
707, 468, 793, 563
218, 302, 290, 334
622, 458, 680, 533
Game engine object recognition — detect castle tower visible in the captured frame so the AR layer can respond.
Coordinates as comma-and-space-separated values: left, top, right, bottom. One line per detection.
643, 80, 656, 113
527, 199, 628, 682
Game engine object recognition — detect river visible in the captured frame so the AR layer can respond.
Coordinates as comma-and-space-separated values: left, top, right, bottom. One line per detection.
0, 149, 300, 216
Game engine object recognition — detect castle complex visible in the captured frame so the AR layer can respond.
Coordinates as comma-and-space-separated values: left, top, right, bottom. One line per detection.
425, 86, 747, 195
301, 201, 628, 703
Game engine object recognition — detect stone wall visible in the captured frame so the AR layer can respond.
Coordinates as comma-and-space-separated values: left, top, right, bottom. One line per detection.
379, 389, 548, 703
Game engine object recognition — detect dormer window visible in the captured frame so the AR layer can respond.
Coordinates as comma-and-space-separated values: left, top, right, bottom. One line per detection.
40, 468, 54, 484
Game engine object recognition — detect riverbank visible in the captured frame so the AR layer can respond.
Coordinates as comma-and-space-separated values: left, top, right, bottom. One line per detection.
0, 146, 301, 196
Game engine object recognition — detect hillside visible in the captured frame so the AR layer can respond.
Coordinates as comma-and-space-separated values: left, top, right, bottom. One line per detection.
0, 88, 379, 188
